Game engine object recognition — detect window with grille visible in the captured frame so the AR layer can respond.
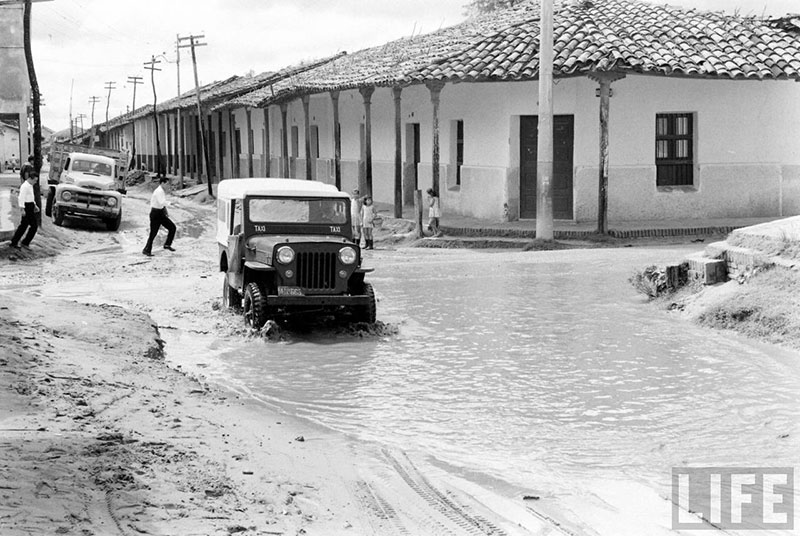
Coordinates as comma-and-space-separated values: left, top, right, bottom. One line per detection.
655, 113, 694, 186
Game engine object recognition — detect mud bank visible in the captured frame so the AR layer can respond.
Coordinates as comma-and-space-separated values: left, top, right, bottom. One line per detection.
0, 294, 378, 535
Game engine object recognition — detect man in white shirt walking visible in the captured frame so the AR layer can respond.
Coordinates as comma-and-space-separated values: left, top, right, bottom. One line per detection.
10, 173, 40, 248
142, 176, 177, 256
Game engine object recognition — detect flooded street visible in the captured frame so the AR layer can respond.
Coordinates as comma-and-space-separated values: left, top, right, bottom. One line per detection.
164, 245, 800, 534
4, 192, 798, 534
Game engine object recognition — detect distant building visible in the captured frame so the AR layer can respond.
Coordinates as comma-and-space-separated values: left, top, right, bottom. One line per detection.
0, 5, 29, 168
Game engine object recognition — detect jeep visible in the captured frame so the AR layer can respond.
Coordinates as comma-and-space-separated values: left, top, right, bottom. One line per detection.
217, 178, 376, 327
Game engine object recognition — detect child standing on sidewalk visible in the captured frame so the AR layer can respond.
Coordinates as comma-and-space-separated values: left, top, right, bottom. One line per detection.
426, 188, 442, 237
361, 196, 375, 250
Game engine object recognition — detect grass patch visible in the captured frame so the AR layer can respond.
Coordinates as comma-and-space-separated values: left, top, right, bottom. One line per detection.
696, 266, 800, 348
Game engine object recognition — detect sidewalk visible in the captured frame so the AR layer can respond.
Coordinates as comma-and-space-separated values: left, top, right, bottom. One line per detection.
374, 201, 778, 240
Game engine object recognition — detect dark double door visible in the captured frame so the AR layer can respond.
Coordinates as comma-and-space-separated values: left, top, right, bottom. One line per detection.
520, 115, 574, 219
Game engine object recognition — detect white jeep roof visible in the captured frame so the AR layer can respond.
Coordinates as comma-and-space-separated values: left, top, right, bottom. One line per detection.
217, 178, 347, 200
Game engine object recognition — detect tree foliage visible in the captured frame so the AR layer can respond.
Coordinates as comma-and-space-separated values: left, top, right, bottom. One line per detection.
463, 0, 524, 16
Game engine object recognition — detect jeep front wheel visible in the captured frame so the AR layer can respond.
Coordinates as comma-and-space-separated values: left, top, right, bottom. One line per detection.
243, 282, 268, 329
351, 282, 377, 324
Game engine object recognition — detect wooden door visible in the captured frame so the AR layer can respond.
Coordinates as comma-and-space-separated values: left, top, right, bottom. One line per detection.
520, 115, 574, 219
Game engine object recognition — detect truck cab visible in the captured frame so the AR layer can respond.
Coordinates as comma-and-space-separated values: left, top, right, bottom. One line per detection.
218, 178, 376, 327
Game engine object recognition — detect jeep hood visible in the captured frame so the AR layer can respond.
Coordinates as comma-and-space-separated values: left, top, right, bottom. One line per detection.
246, 235, 353, 254
64, 172, 115, 190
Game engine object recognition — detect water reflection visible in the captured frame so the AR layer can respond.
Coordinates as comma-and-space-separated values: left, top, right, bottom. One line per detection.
216, 248, 800, 495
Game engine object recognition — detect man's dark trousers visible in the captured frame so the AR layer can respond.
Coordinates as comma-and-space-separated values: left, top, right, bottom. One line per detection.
143, 207, 176, 254
11, 202, 38, 246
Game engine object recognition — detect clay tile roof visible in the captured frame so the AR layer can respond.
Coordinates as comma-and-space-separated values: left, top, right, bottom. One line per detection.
408, 0, 800, 82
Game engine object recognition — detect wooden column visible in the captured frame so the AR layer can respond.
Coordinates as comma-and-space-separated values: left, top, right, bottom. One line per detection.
330, 91, 341, 190
246, 108, 254, 178
302, 95, 312, 180
216, 111, 224, 180
589, 72, 626, 234
392, 86, 403, 218
360, 86, 375, 195
427, 81, 445, 195
280, 102, 289, 178
263, 107, 270, 177
228, 109, 237, 178
177, 108, 184, 185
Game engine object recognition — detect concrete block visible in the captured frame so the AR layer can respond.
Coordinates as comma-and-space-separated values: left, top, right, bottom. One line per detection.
684, 254, 728, 285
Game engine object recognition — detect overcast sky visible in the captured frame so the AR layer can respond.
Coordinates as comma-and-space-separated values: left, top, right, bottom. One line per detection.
28, 0, 800, 131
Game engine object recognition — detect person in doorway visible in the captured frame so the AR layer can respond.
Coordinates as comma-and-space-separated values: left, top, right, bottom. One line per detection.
350, 188, 363, 246
10, 172, 40, 249
361, 196, 375, 250
142, 176, 176, 256
426, 188, 442, 237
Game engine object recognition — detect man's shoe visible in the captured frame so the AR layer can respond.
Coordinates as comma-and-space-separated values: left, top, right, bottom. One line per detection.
10, 243, 20, 249
21, 244, 31, 249
142, 249, 153, 256
163, 245, 176, 252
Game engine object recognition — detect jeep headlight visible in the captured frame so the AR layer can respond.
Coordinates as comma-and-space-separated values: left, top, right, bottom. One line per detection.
106, 197, 117, 207
61, 191, 72, 202
276, 246, 295, 264
339, 246, 357, 265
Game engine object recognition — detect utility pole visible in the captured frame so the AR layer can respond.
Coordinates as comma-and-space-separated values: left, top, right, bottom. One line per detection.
143, 55, 163, 178
88, 95, 100, 146
175, 34, 184, 186
103, 81, 116, 147
76, 113, 86, 135
69, 79, 74, 142
178, 34, 212, 196
535, 0, 554, 240
126, 75, 143, 169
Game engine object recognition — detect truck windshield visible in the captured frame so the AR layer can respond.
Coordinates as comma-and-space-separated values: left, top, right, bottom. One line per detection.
248, 198, 348, 225
73, 160, 112, 176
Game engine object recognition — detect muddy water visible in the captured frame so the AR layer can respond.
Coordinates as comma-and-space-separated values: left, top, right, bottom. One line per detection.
26, 239, 799, 533
162, 246, 800, 530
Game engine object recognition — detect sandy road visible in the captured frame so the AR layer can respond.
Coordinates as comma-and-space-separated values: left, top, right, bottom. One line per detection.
0, 181, 560, 535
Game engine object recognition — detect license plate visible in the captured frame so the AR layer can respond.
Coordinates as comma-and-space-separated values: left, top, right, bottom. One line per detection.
278, 286, 303, 296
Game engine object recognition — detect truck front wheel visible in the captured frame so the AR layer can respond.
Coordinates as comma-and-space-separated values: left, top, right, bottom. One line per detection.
106, 212, 121, 231
52, 205, 64, 226
45, 189, 54, 217
243, 282, 268, 329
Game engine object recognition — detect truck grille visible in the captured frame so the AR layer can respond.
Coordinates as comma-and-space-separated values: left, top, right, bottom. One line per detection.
72, 192, 106, 207
296, 251, 337, 290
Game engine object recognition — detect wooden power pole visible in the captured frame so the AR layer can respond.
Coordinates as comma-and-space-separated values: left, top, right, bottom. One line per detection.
143, 56, 164, 178
88, 95, 100, 146
178, 34, 212, 196
103, 81, 116, 146
126, 76, 142, 168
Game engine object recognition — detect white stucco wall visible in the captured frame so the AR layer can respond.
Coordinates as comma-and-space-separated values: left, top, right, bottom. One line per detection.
224, 72, 800, 222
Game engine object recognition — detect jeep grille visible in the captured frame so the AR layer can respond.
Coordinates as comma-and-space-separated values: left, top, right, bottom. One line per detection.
297, 251, 337, 290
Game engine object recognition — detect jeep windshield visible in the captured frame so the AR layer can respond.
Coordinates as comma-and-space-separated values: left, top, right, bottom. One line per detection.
248, 197, 348, 225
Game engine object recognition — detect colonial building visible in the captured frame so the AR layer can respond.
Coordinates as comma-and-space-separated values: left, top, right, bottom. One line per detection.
106, 0, 800, 223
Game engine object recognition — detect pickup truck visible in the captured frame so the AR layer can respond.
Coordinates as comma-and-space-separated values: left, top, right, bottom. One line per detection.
46, 143, 129, 231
